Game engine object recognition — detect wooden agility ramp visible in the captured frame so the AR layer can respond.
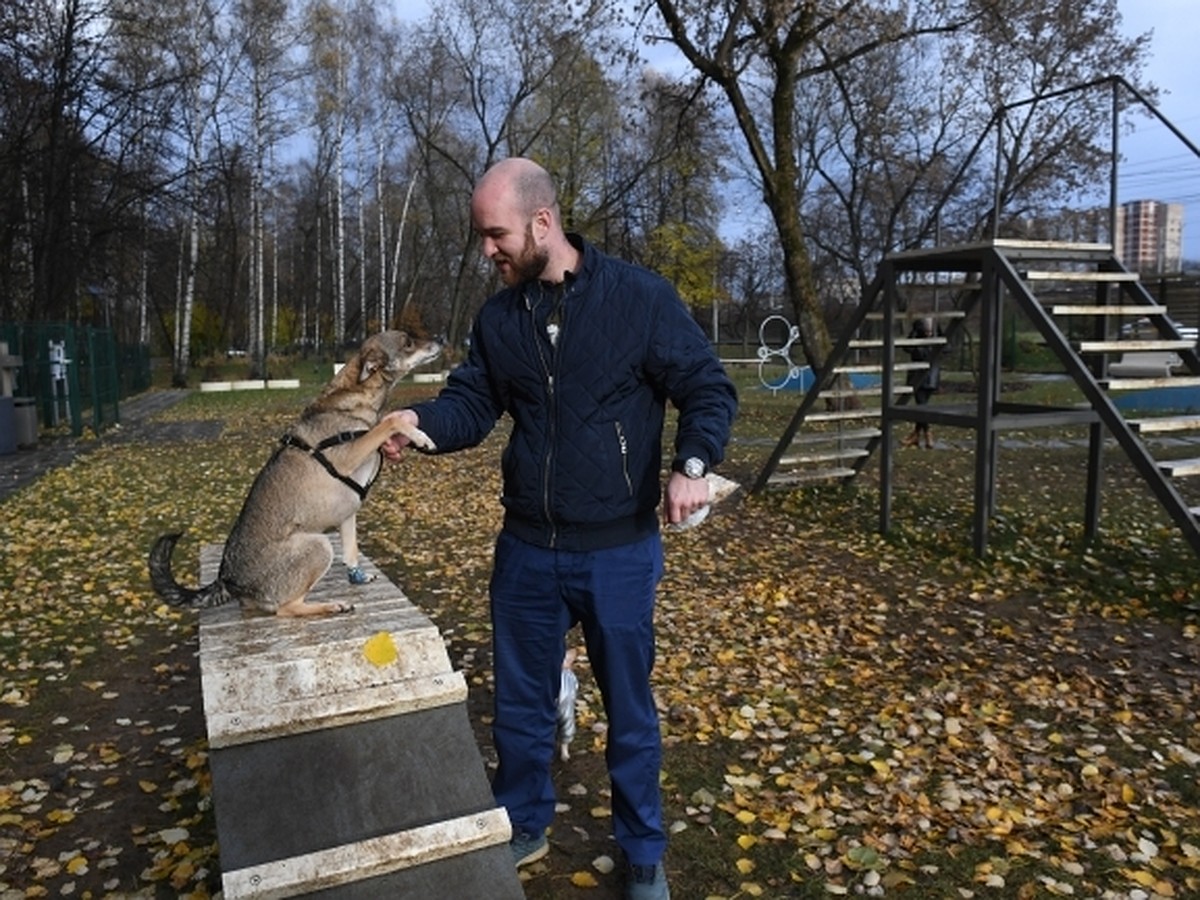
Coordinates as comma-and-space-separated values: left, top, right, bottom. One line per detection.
197, 540, 523, 899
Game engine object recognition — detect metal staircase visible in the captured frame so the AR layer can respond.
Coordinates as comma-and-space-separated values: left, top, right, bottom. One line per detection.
751, 239, 1200, 558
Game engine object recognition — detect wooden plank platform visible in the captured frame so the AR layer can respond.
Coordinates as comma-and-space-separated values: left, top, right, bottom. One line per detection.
197, 540, 522, 900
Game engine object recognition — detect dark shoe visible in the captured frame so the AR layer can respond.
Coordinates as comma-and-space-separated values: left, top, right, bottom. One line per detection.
626, 861, 670, 900
510, 830, 548, 868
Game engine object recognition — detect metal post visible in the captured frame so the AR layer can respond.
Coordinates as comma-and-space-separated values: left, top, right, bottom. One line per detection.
992, 108, 1005, 240
879, 260, 896, 536
1109, 79, 1120, 251
973, 258, 1000, 556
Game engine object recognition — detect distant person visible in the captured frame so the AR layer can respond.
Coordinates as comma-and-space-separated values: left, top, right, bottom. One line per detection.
383, 157, 738, 900
901, 316, 940, 449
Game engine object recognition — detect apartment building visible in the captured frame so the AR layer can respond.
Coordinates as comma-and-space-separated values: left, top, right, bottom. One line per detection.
1114, 199, 1184, 274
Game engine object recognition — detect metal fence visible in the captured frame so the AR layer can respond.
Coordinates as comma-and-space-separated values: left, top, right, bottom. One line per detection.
0, 323, 151, 438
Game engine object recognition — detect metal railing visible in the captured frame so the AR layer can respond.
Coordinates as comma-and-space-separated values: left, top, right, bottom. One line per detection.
992, 75, 1200, 244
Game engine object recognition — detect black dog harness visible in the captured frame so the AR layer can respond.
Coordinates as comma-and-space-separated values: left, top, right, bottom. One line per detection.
279, 430, 381, 501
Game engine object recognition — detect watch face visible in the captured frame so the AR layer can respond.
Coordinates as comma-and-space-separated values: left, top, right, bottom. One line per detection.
684, 457, 705, 479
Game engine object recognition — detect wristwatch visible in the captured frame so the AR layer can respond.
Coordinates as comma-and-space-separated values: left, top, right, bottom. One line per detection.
673, 457, 706, 479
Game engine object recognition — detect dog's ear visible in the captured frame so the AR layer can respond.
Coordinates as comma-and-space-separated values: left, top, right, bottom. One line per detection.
359, 345, 387, 382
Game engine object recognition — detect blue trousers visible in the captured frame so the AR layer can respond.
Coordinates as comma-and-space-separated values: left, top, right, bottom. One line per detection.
489, 529, 666, 865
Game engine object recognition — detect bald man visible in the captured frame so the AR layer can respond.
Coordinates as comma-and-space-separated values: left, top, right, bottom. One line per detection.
387, 157, 737, 900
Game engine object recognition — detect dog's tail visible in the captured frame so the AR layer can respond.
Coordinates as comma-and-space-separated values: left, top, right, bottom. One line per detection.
148, 532, 234, 609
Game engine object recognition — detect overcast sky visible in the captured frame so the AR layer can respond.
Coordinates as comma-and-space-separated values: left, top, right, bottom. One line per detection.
1117, 0, 1200, 260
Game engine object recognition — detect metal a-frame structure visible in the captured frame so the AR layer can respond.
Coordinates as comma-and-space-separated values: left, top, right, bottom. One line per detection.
749, 77, 1200, 558
751, 239, 1200, 558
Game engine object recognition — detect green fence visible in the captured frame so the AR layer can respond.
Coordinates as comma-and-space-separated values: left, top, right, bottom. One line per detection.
0, 323, 151, 438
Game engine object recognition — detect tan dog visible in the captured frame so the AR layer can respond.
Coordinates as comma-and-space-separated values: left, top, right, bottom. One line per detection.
149, 330, 441, 617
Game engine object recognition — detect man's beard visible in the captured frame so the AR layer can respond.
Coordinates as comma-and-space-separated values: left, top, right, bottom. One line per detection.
499, 226, 550, 285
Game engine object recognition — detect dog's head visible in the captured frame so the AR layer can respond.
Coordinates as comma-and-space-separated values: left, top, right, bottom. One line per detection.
354, 330, 443, 385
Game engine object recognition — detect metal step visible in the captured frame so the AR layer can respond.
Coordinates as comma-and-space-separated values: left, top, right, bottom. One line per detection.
864, 309, 969, 321
1022, 270, 1139, 283
994, 238, 1114, 256
1159, 457, 1200, 478
779, 448, 871, 466
805, 408, 883, 423
1105, 375, 1200, 391
1129, 415, 1200, 434
1048, 304, 1168, 316
891, 239, 1114, 264
849, 337, 947, 349
789, 427, 882, 444
1079, 339, 1195, 353
834, 362, 927, 375
824, 386, 914, 399
767, 467, 857, 486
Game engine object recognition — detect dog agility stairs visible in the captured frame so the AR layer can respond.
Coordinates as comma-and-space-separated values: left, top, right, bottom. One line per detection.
752, 240, 1200, 559
197, 541, 523, 899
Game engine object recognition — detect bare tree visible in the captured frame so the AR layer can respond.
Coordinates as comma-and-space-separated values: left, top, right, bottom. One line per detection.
234, 0, 295, 373
392, 0, 623, 345
796, 0, 1153, 310
649, 0, 989, 368
648, 0, 1155, 363
304, 0, 351, 349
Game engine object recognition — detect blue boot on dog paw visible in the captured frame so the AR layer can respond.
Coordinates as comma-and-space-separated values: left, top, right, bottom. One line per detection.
347, 566, 375, 585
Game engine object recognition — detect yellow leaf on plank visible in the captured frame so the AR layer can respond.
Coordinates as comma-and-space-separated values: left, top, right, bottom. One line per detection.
570, 871, 599, 887
362, 631, 398, 667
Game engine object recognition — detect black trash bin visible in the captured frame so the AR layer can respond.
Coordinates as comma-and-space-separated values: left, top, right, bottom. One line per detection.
0, 396, 14, 455
13, 397, 36, 448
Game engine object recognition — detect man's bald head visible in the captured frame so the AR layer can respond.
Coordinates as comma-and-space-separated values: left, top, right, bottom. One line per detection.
471, 157, 579, 286
476, 157, 557, 219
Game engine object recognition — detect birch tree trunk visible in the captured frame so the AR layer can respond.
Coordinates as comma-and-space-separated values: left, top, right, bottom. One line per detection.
376, 139, 387, 327
333, 107, 346, 347
174, 105, 202, 386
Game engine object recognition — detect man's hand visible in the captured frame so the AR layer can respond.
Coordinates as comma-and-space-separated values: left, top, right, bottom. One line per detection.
664, 471, 710, 525
381, 409, 422, 462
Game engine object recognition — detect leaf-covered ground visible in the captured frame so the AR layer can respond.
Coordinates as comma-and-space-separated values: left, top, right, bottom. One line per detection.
1, 383, 1199, 899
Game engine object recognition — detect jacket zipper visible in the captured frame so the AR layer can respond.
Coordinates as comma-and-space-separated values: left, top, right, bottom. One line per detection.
529, 287, 569, 547
614, 421, 633, 496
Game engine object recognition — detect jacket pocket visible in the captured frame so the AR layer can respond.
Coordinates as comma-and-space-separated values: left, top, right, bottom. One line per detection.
613, 421, 634, 498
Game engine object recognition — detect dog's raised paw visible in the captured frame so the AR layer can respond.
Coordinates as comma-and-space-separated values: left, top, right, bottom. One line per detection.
336, 602, 356, 614
407, 426, 437, 452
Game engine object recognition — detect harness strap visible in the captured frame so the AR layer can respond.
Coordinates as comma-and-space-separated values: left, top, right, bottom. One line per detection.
280, 431, 378, 501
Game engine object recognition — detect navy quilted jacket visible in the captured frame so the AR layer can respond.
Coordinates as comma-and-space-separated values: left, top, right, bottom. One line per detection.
411, 236, 737, 551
